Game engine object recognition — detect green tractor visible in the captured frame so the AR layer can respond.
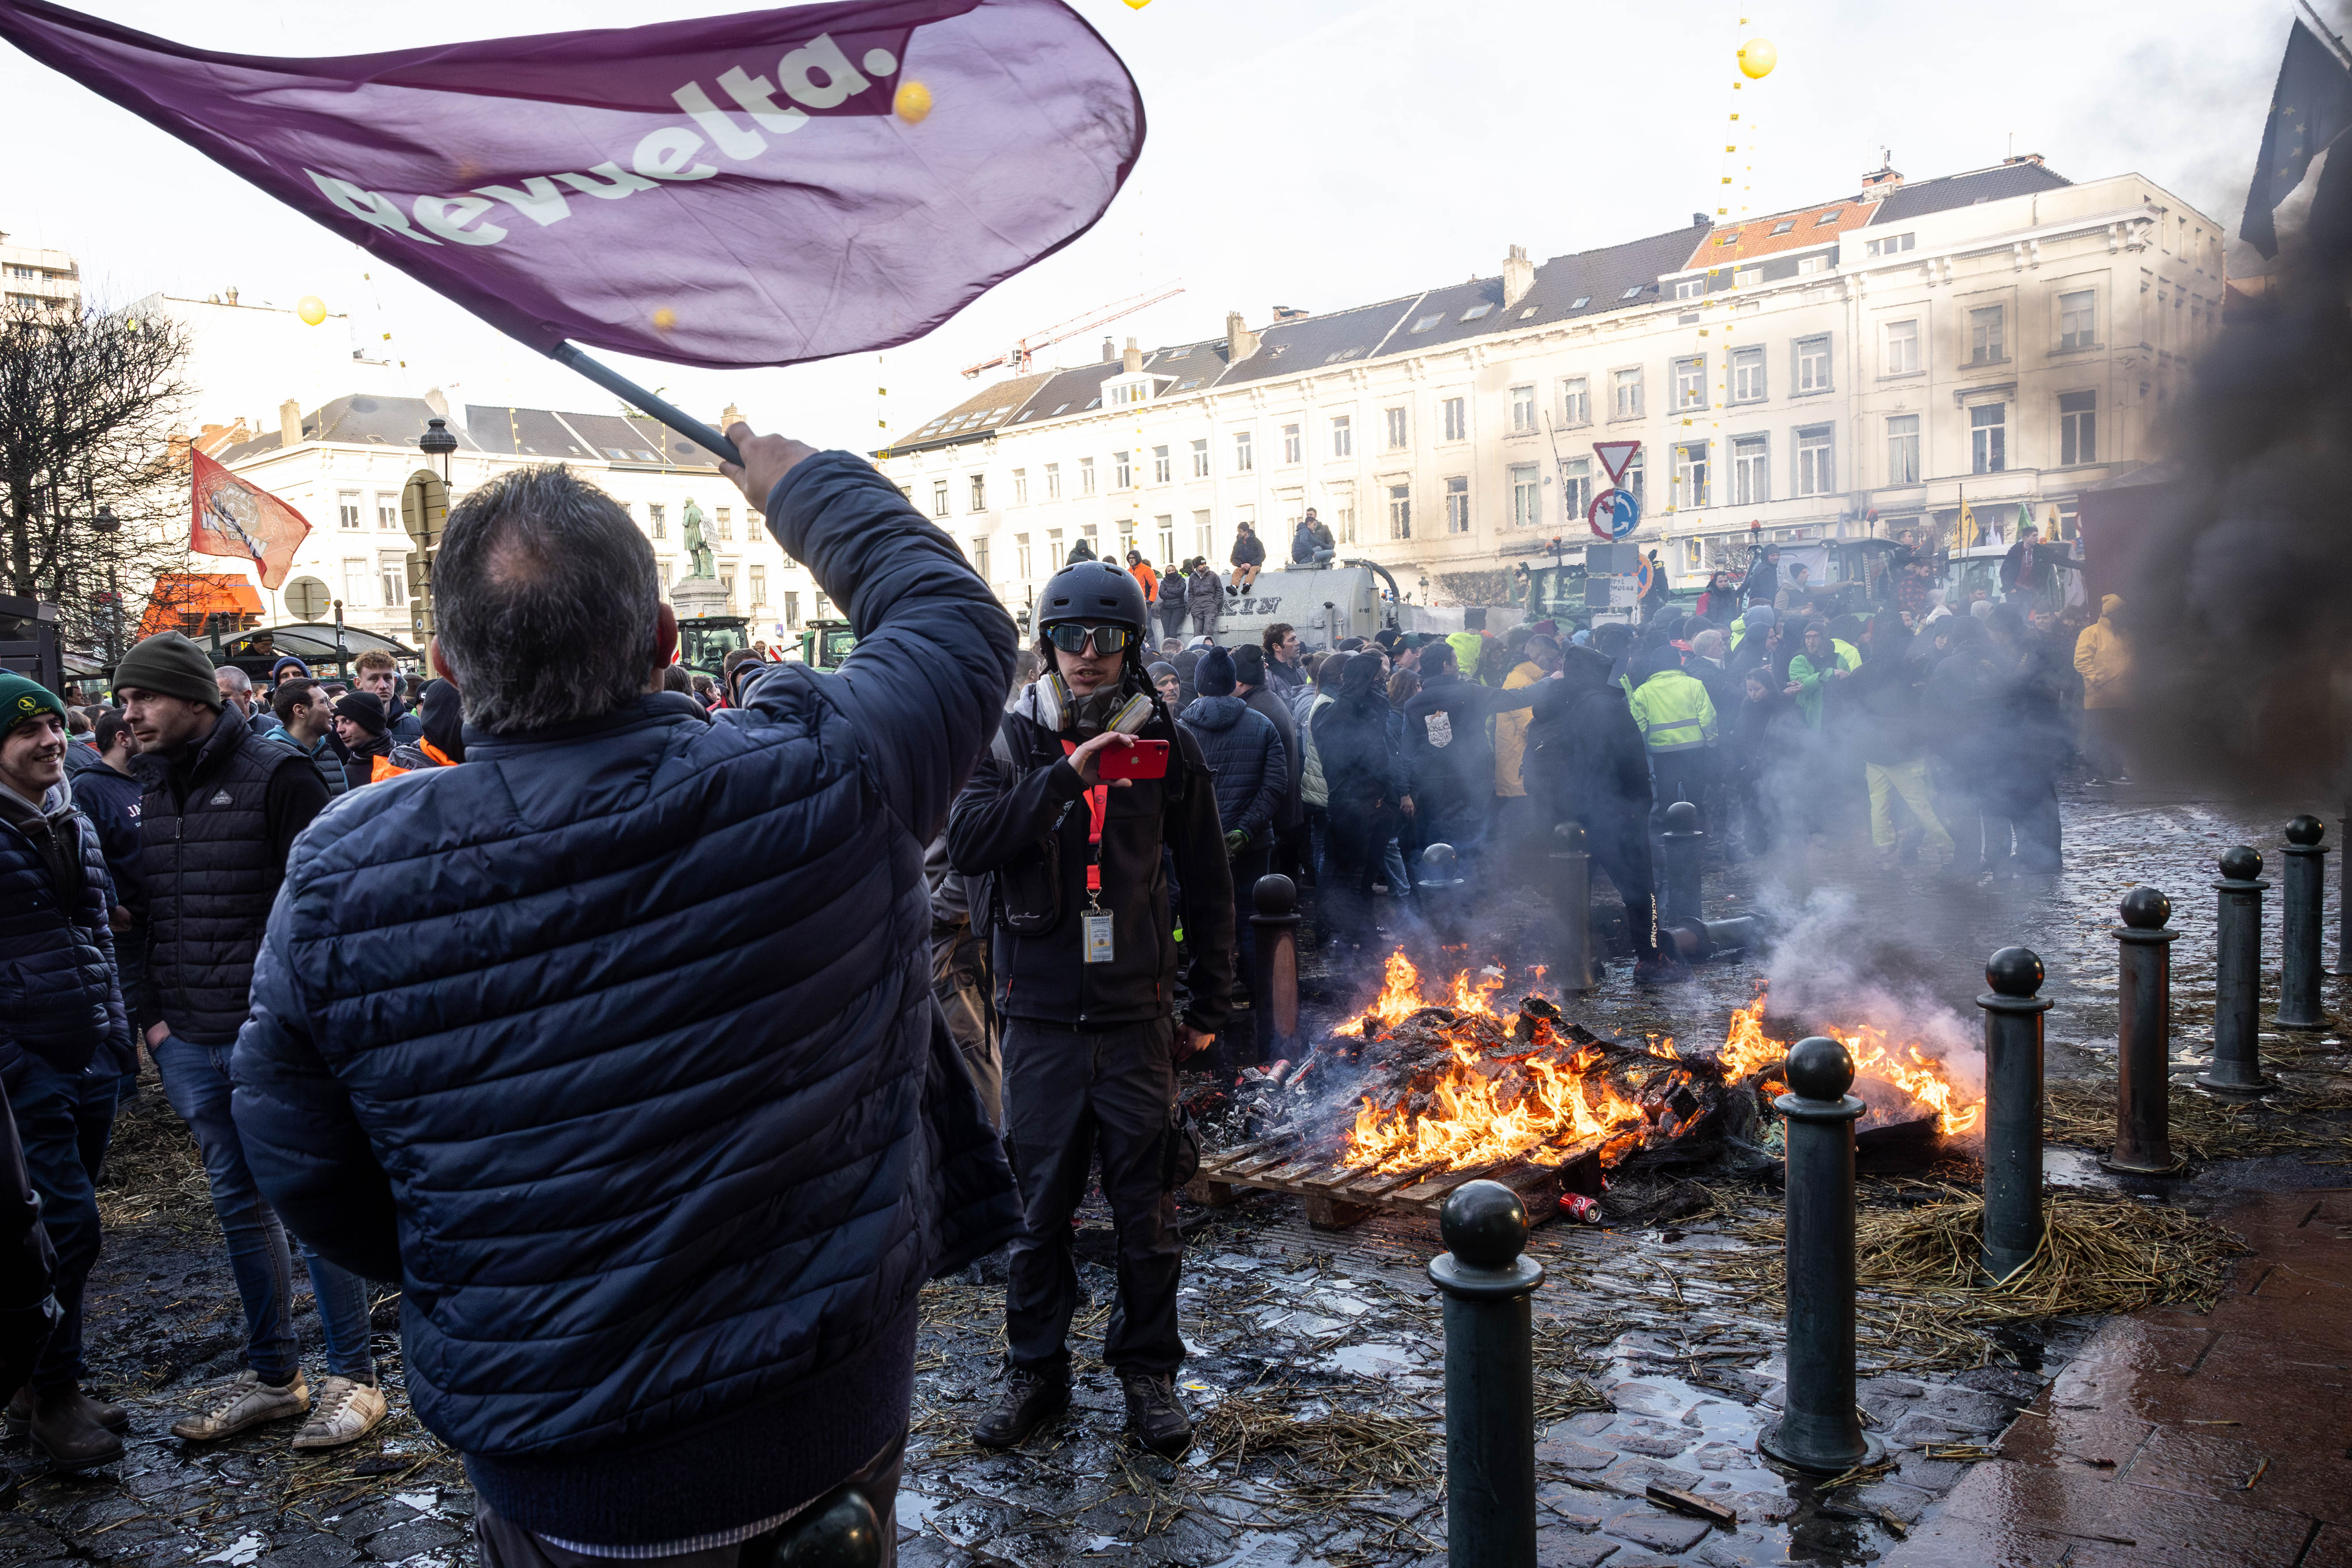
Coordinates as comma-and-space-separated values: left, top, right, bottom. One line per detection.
798, 619, 855, 671
675, 614, 752, 682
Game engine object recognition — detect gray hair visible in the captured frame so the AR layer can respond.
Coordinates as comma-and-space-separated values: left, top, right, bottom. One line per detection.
434, 465, 659, 734
1692, 629, 1726, 659
217, 665, 253, 694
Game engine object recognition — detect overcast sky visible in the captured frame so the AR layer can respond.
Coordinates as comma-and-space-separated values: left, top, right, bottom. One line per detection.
0, 0, 2314, 449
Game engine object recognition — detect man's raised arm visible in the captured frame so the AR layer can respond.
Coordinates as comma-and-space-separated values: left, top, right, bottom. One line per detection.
724, 428, 1017, 842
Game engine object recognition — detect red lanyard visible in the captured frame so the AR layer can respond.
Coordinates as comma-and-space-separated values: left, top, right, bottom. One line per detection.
1060, 741, 1109, 895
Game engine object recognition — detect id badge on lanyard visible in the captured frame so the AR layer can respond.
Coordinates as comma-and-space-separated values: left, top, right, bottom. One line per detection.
1065, 741, 1115, 963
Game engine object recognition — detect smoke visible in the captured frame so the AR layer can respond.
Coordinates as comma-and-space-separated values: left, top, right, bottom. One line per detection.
1758, 885, 1985, 1100
2122, 110, 2352, 794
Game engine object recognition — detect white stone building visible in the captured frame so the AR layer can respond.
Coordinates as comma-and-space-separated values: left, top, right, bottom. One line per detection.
878, 157, 2224, 611
207, 392, 826, 648
0, 229, 79, 316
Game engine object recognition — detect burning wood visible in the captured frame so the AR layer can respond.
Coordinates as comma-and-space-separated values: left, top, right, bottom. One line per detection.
1715, 982, 1981, 1140
1330, 954, 1723, 1179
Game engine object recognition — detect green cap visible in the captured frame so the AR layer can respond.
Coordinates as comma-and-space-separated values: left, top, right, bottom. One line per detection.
0, 672, 68, 740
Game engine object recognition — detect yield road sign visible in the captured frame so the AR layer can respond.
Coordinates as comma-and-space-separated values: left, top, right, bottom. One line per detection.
1588, 486, 1640, 540
1592, 440, 1641, 485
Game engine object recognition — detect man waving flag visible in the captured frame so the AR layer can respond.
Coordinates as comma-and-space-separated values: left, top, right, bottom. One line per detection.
0, 0, 1144, 371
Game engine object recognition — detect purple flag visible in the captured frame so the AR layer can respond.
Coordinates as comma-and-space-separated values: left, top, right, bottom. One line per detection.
0, 0, 1143, 369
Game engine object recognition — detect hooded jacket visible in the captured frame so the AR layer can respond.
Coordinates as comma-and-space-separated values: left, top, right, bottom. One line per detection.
1525, 647, 1651, 843
226, 451, 1021, 1545
1401, 667, 1536, 799
1178, 694, 1287, 846
1493, 659, 1547, 796
1311, 659, 1406, 815
0, 771, 131, 1076
1184, 567, 1224, 620
2073, 596, 2131, 708
1626, 653, 1718, 753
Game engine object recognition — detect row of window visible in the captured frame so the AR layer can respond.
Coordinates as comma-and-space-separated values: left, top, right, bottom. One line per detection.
943, 388, 2103, 539
928, 339, 2106, 525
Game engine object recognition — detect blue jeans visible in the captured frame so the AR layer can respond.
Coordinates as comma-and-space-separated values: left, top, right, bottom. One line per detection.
3, 1052, 115, 1390
152, 1036, 375, 1385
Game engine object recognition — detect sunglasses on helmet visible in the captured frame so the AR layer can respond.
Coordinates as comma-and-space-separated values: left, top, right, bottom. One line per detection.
1044, 622, 1136, 656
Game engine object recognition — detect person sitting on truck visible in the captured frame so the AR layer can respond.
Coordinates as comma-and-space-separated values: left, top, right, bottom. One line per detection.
1290, 512, 1335, 568
1227, 523, 1265, 595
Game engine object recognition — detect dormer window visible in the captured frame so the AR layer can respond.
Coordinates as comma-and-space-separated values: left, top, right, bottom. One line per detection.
1460, 303, 1493, 321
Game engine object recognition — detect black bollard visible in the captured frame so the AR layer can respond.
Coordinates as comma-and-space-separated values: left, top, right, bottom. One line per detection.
1250, 874, 1304, 1065
2276, 815, 2330, 1032
1758, 1037, 1883, 1476
2103, 887, 2183, 1175
2199, 848, 2274, 1095
1660, 799, 1704, 928
2336, 800, 2352, 975
1417, 842, 1465, 948
1428, 1180, 1543, 1568
1549, 823, 1599, 994
771, 1485, 883, 1567
1979, 946, 2051, 1282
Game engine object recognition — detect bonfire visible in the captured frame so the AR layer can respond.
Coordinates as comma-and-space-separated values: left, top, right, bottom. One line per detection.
1717, 981, 1981, 1139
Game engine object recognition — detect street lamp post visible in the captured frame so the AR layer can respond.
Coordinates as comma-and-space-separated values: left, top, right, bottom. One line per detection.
88, 504, 121, 666
419, 416, 458, 483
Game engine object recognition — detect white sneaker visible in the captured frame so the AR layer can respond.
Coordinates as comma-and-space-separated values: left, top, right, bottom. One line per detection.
292, 1376, 388, 1450
171, 1369, 309, 1441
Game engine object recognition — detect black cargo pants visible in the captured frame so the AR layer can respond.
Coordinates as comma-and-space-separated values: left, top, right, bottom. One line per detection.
1001, 1017, 1183, 1376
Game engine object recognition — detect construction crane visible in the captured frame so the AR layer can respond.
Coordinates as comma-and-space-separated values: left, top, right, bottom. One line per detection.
959, 283, 1186, 378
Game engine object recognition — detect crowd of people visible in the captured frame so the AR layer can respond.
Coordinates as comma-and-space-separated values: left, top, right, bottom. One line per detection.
0, 421, 2135, 1561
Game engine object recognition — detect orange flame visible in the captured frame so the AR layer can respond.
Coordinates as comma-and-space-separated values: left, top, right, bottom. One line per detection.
1335, 953, 1691, 1176
1714, 983, 1981, 1137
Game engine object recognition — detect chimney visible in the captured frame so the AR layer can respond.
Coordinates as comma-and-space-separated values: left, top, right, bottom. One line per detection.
278, 399, 303, 447
721, 403, 741, 429
1861, 158, 1904, 204
1502, 244, 1535, 309
1122, 336, 1143, 373
1225, 310, 1259, 362
1692, 211, 1713, 228
224, 285, 239, 307
423, 385, 450, 419
1102, 336, 1118, 363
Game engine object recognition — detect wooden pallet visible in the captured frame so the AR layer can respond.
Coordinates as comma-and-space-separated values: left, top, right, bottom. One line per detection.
1184, 1132, 1600, 1230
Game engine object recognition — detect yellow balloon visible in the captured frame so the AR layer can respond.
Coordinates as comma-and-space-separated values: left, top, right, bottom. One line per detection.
1738, 37, 1776, 79
296, 295, 327, 326
1123, 0, 1150, 8
894, 79, 932, 123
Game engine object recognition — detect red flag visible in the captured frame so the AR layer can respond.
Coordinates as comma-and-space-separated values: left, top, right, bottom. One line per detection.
190, 449, 310, 589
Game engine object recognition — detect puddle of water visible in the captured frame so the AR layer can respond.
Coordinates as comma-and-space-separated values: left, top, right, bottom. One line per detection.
1323, 1341, 1415, 1376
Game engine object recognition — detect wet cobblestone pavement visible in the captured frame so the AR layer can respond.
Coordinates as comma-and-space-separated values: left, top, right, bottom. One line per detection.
4, 780, 2348, 1568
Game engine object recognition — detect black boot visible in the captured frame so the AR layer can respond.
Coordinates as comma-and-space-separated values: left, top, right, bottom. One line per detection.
25, 1386, 125, 1471
971, 1362, 1069, 1449
1118, 1369, 1193, 1458
7, 1384, 129, 1436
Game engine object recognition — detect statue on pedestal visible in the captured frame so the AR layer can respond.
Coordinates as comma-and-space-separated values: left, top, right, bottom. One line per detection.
682, 498, 715, 580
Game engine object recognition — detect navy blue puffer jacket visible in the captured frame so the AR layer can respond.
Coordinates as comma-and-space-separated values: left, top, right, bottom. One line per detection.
228, 452, 1020, 1545
1177, 694, 1287, 846
0, 777, 129, 1075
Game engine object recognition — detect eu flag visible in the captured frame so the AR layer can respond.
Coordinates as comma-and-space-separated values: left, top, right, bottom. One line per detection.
2241, 18, 2352, 259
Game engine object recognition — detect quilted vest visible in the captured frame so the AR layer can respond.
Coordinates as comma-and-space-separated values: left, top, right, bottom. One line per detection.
139, 704, 309, 1044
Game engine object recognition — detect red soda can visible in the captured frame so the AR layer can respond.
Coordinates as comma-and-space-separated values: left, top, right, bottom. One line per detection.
1558, 1192, 1601, 1224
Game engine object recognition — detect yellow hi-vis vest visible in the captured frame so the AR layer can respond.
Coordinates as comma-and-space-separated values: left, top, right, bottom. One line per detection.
1628, 669, 1718, 753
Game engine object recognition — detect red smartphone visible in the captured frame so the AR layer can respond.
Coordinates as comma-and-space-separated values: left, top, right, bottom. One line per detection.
1098, 739, 1170, 780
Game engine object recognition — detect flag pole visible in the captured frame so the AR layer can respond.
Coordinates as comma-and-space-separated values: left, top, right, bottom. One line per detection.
549, 343, 743, 468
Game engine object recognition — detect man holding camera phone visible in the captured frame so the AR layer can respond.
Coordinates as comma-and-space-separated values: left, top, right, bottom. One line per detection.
948, 561, 1236, 1458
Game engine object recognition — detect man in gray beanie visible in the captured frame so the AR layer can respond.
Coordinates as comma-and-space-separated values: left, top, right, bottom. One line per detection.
114, 633, 384, 1451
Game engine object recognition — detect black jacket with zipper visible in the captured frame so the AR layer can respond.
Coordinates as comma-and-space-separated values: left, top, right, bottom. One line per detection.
949, 685, 1236, 1034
